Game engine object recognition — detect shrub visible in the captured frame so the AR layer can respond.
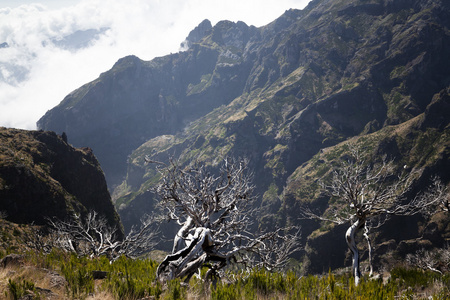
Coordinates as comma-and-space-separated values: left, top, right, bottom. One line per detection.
7, 278, 38, 300
163, 278, 187, 300
8, 249, 450, 299
390, 267, 439, 288
60, 254, 95, 298
211, 281, 241, 300
105, 256, 162, 299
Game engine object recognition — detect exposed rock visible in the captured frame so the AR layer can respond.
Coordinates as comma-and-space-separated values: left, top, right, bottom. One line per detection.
420, 87, 450, 130
396, 239, 434, 256
48, 272, 67, 289
0, 128, 122, 235
92, 270, 108, 279
180, 19, 212, 49
0, 254, 24, 268
422, 222, 444, 246
37, 27, 251, 187
304, 224, 348, 274
34, 287, 55, 299
376, 240, 397, 257
52, 28, 108, 51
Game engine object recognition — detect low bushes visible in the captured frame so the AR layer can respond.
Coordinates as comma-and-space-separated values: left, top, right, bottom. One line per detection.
3, 249, 449, 299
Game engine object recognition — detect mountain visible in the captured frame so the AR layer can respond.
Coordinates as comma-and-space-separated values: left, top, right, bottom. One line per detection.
38, 0, 450, 272
0, 127, 122, 234
37, 18, 258, 188
52, 28, 109, 51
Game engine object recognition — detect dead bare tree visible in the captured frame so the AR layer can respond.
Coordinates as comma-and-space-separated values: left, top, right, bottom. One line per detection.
48, 210, 158, 261
23, 225, 57, 254
300, 145, 441, 285
407, 176, 449, 216
406, 244, 450, 274
150, 157, 301, 283
114, 214, 159, 260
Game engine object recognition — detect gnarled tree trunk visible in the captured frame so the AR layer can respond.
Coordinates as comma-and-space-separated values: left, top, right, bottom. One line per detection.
363, 222, 373, 277
345, 217, 365, 286
156, 226, 213, 282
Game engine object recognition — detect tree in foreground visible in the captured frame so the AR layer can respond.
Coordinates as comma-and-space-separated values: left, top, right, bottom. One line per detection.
150, 157, 301, 283
301, 145, 445, 285
47, 210, 158, 261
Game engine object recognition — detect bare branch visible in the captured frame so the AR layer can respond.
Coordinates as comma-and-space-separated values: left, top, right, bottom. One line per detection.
47, 210, 158, 261
406, 247, 448, 274
113, 214, 159, 261
22, 225, 56, 253
399, 176, 450, 216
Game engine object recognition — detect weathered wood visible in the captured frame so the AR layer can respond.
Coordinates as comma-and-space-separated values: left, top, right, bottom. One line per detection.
152, 158, 301, 282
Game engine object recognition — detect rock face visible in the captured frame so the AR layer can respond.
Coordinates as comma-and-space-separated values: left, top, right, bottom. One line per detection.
180, 19, 212, 49
0, 127, 122, 233
37, 0, 450, 272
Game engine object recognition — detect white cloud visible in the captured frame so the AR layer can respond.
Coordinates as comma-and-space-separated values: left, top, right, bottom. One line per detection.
0, 0, 310, 129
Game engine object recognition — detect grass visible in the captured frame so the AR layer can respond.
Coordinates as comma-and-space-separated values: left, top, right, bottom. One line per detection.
209, 268, 449, 299
0, 247, 449, 299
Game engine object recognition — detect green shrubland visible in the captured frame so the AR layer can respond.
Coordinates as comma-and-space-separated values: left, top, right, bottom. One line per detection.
1, 249, 449, 299
6, 277, 39, 300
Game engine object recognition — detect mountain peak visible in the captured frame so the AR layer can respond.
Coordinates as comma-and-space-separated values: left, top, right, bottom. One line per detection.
180, 19, 212, 50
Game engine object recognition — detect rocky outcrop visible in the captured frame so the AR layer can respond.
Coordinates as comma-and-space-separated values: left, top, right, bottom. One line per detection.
0, 127, 122, 233
0, 254, 24, 268
180, 19, 212, 49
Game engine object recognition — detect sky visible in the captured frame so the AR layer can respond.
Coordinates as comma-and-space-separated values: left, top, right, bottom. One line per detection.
0, 0, 311, 130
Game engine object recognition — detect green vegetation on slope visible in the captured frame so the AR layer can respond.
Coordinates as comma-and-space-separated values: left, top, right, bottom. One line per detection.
0, 248, 449, 299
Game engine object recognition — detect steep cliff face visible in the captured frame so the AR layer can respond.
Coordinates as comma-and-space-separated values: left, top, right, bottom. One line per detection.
37, 20, 258, 187
37, 0, 449, 271
180, 19, 213, 49
0, 127, 122, 234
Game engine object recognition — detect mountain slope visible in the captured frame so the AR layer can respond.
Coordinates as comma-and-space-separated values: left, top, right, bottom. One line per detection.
283, 88, 450, 272
0, 127, 122, 233
111, 0, 450, 228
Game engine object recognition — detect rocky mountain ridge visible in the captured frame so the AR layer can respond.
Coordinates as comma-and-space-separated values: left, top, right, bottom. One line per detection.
0, 127, 122, 234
